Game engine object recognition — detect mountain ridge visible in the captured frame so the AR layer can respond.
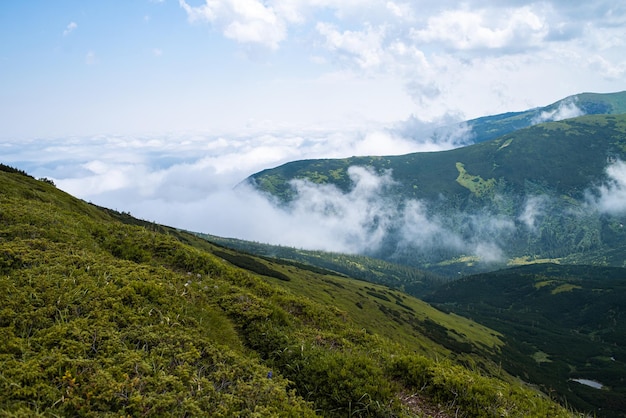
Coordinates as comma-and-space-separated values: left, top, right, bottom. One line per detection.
465, 90, 626, 144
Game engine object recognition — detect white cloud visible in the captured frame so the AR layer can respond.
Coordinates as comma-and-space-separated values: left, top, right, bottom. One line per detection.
179, 0, 288, 49
589, 160, 626, 215
282, 166, 398, 252
9, 123, 623, 267
63, 22, 77, 36
588, 54, 626, 79
385, 1, 414, 20
531, 98, 585, 124
518, 195, 549, 232
397, 199, 515, 264
3, 119, 476, 251
316, 22, 386, 69
412, 6, 548, 51
399, 200, 464, 253
169, 0, 626, 126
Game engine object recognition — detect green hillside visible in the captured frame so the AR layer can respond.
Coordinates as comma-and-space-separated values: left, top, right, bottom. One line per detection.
250, 113, 626, 204
247, 114, 626, 274
196, 232, 450, 297
426, 263, 626, 418
0, 165, 575, 416
466, 90, 626, 143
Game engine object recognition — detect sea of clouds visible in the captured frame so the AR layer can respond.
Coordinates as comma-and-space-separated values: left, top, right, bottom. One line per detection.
5, 103, 626, 263
5, 117, 470, 244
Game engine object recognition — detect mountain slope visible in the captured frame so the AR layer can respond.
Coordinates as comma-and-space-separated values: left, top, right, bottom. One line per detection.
197, 232, 450, 297
426, 263, 626, 418
466, 90, 626, 144
247, 114, 626, 275
0, 165, 573, 417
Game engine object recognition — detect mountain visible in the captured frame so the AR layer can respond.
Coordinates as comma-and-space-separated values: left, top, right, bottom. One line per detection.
426, 263, 626, 418
0, 164, 573, 416
465, 90, 626, 144
247, 113, 626, 275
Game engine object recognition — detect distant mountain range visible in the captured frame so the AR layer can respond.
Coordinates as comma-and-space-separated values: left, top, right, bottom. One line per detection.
246, 92, 626, 276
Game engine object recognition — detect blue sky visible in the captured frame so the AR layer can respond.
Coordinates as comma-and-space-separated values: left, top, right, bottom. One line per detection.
2, 1, 626, 253
1, 0, 416, 139
3, 0, 624, 139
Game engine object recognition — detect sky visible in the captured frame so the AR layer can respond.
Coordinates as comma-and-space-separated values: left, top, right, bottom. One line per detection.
2, 1, 626, 255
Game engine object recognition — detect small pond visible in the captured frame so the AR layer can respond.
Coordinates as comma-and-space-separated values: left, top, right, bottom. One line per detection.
570, 378, 604, 389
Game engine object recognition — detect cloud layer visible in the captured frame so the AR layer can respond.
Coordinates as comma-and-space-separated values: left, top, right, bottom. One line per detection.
2, 120, 467, 237
6, 128, 626, 267
176, 0, 626, 122
3, 1, 626, 266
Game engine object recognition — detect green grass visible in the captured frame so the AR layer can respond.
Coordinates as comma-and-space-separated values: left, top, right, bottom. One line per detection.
0, 166, 576, 417
455, 162, 496, 197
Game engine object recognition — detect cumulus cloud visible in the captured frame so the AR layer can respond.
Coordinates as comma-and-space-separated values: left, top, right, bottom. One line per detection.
411, 6, 548, 52
179, 0, 289, 49
63, 22, 77, 36
171, 0, 626, 123
316, 22, 386, 69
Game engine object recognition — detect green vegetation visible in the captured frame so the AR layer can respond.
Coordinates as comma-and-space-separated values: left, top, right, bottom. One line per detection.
196, 233, 449, 297
0, 167, 577, 416
427, 263, 626, 418
247, 113, 626, 275
467, 90, 626, 144
455, 162, 496, 197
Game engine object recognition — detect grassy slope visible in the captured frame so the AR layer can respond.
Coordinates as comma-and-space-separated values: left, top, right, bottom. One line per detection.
0, 167, 574, 417
250, 114, 626, 202
426, 264, 626, 418
197, 232, 449, 297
